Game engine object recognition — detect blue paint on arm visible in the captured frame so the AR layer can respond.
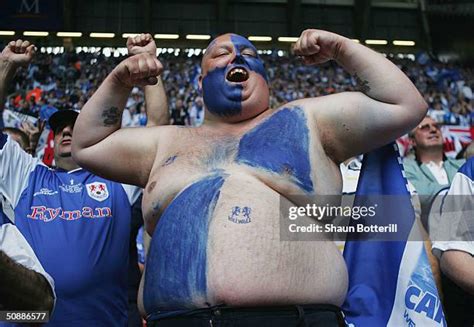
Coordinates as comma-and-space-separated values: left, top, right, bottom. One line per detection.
236, 108, 314, 192
144, 174, 225, 312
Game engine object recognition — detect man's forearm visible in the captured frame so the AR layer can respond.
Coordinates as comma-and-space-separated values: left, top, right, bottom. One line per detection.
0, 59, 17, 110
0, 251, 54, 312
335, 37, 425, 109
144, 76, 169, 127
73, 74, 131, 151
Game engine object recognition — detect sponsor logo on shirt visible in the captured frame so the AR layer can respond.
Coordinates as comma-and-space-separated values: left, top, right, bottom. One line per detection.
33, 188, 59, 197
27, 206, 112, 222
86, 182, 109, 202
403, 251, 446, 326
59, 179, 83, 194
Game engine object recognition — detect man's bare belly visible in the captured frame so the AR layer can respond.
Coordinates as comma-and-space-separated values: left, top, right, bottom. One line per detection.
138, 170, 348, 315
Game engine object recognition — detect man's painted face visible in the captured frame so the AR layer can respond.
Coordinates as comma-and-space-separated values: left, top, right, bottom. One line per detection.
200, 34, 269, 119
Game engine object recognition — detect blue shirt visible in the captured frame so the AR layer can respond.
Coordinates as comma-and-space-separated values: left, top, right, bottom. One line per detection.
0, 133, 134, 326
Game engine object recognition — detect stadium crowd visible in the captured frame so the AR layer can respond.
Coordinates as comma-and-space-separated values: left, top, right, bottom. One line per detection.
2, 49, 473, 130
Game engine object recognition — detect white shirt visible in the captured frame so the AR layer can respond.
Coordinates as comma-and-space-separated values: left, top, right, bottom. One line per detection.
430, 159, 474, 258
426, 160, 449, 185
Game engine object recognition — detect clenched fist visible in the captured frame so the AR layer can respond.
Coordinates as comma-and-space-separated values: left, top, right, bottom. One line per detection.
112, 53, 163, 88
127, 33, 157, 57
292, 29, 345, 65
1, 39, 36, 67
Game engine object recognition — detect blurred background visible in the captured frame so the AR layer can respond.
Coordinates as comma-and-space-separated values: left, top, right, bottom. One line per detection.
1, 0, 473, 59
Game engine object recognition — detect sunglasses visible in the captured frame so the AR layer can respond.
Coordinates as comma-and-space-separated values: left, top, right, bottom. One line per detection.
417, 122, 441, 132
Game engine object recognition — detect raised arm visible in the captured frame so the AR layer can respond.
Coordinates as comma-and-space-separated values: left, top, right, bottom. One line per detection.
127, 34, 169, 127
72, 52, 163, 187
0, 40, 35, 112
292, 29, 427, 163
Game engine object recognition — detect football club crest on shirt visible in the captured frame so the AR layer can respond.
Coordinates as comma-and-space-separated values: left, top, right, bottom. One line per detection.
86, 182, 109, 202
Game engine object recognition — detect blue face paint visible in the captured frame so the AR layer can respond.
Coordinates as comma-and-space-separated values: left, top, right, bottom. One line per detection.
236, 107, 314, 193
230, 34, 267, 82
202, 34, 268, 117
202, 66, 243, 117
143, 174, 225, 312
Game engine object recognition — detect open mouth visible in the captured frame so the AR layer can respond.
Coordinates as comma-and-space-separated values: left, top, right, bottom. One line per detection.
226, 67, 249, 83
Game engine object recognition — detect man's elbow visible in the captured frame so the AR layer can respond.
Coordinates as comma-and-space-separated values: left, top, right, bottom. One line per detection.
416, 96, 428, 120
398, 93, 428, 131
71, 145, 90, 169
71, 148, 82, 165
407, 91, 428, 124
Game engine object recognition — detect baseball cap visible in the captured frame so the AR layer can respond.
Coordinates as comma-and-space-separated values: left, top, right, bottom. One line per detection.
48, 109, 79, 134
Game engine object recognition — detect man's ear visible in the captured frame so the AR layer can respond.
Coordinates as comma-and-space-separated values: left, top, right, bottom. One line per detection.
409, 135, 417, 149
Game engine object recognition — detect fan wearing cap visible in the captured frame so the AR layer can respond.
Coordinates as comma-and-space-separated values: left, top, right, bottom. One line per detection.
0, 37, 168, 326
73, 29, 427, 326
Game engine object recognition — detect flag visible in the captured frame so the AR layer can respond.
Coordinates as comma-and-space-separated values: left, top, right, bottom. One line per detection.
342, 143, 446, 326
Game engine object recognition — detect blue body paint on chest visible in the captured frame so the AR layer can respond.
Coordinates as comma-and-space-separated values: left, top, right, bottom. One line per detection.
143, 174, 225, 312
236, 108, 314, 192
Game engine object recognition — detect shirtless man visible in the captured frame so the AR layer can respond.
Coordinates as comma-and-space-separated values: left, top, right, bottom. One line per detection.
72, 29, 427, 326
